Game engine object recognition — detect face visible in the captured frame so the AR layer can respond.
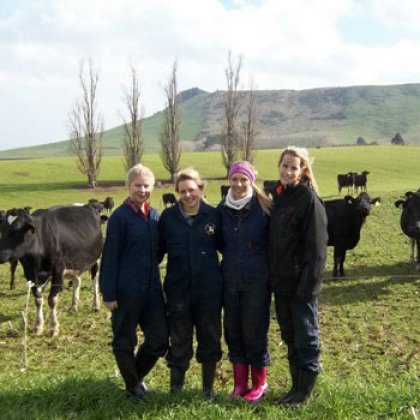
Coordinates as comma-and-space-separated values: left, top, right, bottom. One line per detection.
229, 172, 252, 200
129, 174, 154, 208
279, 153, 304, 186
178, 179, 203, 213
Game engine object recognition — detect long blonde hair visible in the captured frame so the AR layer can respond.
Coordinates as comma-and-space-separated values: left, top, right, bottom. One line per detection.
278, 146, 319, 193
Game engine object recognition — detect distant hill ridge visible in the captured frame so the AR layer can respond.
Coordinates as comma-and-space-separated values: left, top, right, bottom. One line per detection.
2, 83, 420, 159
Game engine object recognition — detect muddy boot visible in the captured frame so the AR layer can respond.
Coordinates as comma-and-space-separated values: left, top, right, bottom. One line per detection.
202, 363, 216, 401
135, 349, 159, 395
170, 367, 186, 393
278, 363, 298, 404
114, 350, 145, 402
284, 369, 318, 406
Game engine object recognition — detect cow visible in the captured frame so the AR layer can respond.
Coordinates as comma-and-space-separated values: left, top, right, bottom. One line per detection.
0, 205, 105, 336
325, 192, 381, 277
102, 196, 114, 215
220, 185, 230, 200
395, 190, 420, 270
0, 209, 20, 290
337, 172, 356, 195
263, 180, 278, 197
354, 171, 369, 193
162, 193, 176, 208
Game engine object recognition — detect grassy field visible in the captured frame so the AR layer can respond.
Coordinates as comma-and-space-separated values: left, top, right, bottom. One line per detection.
0, 146, 419, 419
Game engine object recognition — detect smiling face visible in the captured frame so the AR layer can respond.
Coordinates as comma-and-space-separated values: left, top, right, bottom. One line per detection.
129, 174, 154, 210
178, 179, 203, 213
229, 172, 252, 199
278, 153, 304, 187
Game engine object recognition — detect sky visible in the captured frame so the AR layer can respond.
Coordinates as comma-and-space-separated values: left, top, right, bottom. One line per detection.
2, 0, 420, 151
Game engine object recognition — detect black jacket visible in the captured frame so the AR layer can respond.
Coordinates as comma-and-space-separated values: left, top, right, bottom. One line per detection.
269, 182, 328, 299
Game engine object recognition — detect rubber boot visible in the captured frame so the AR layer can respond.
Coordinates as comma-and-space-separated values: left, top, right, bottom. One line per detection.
170, 367, 186, 392
114, 350, 145, 402
278, 363, 298, 404
202, 363, 216, 401
243, 366, 268, 403
227, 363, 249, 400
284, 369, 318, 406
135, 349, 159, 395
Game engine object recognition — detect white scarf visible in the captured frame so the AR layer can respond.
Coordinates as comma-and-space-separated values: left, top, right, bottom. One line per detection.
225, 187, 253, 210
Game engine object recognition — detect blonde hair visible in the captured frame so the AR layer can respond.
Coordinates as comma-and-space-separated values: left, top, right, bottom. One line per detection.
126, 164, 155, 187
278, 146, 319, 193
174, 167, 205, 192
230, 160, 272, 215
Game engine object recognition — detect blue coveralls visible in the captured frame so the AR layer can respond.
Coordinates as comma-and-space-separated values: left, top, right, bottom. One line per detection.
99, 203, 168, 357
217, 195, 271, 368
159, 201, 223, 370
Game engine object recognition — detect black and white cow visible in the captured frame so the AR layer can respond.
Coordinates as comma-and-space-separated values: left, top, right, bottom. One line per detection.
337, 172, 356, 195
325, 192, 381, 277
162, 193, 176, 208
263, 180, 278, 198
0, 205, 105, 336
102, 196, 114, 215
0, 209, 19, 289
220, 185, 230, 200
395, 190, 420, 270
354, 171, 369, 193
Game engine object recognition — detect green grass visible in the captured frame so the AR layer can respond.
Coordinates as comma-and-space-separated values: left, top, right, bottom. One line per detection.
0, 146, 419, 419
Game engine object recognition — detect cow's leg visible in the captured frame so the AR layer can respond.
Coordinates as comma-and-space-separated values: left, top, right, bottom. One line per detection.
90, 262, 100, 311
339, 250, 346, 277
70, 274, 81, 311
409, 238, 415, 263
32, 286, 44, 335
48, 274, 63, 337
416, 239, 420, 271
10, 259, 18, 290
333, 247, 339, 277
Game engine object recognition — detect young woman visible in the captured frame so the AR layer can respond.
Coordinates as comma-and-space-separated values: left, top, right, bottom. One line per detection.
217, 161, 272, 403
99, 164, 168, 402
159, 168, 223, 399
269, 146, 328, 406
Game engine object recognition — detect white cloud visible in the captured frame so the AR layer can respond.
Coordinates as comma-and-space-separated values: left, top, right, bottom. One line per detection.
1, 0, 420, 150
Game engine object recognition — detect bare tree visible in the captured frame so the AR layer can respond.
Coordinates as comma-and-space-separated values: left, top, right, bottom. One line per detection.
122, 65, 144, 171
69, 59, 104, 188
241, 79, 258, 163
159, 60, 181, 182
221, 51, 243, 176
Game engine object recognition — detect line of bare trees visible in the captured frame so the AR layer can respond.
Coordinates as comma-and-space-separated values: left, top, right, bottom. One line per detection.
68, 52, 258, 187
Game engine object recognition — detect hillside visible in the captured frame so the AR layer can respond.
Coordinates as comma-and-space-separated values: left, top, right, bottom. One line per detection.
1, 83, 420, 159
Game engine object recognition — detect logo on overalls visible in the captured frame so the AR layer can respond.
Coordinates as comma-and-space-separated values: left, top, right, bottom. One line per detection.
204, 223, 216, 235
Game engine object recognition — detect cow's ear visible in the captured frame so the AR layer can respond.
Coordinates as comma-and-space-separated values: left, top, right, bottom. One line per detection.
395, 199, 405, 208
100, 215, 108, 224
405, 191, 414, 198
371, 197, 381, 206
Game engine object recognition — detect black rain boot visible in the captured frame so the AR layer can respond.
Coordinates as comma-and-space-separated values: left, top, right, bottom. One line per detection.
170, 367, 186, 393
114, 350, 145, 402
202, 363, 216, 401
285, 369, 318, 406
135, 349, 159, 395
278, 363, 298, 404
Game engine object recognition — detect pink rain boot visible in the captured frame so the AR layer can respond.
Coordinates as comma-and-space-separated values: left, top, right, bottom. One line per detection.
243, 366, 268, 403
227, 363, 249, 400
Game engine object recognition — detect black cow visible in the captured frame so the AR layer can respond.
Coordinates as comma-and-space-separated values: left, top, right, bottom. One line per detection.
220, 185, 230, 199
162, 193, 176, 208
395, 190, 420, 270
263, 180, 278, 197
0, 205, 105, 336
102, 196, 114, 214
325, 192, 381, 277
354, 171, 369, 193
337, 172, 356, 195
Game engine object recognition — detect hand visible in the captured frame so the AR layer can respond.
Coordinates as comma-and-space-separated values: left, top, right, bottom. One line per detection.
104, 300, 118, 311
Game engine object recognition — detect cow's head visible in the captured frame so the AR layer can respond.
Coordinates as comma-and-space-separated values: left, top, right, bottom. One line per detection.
395, 190, 420, 238
0, 208, 36, 263
344, 192, 381, 217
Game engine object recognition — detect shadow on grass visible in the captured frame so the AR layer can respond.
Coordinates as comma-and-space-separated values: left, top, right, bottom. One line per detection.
321, 273, 419, 306
0, 376, 284, 419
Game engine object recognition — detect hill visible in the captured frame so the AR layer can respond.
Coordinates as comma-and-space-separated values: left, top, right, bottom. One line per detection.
1, 83, 420, 159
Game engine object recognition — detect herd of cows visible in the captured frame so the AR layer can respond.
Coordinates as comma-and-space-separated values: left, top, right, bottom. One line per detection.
0, 180, 419, 337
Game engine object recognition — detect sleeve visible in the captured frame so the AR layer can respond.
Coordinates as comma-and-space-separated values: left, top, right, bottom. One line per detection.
297, 194, 328, 300
99, 211, 124, 302
158, 210, 167, 263
215, 204, 225, 254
